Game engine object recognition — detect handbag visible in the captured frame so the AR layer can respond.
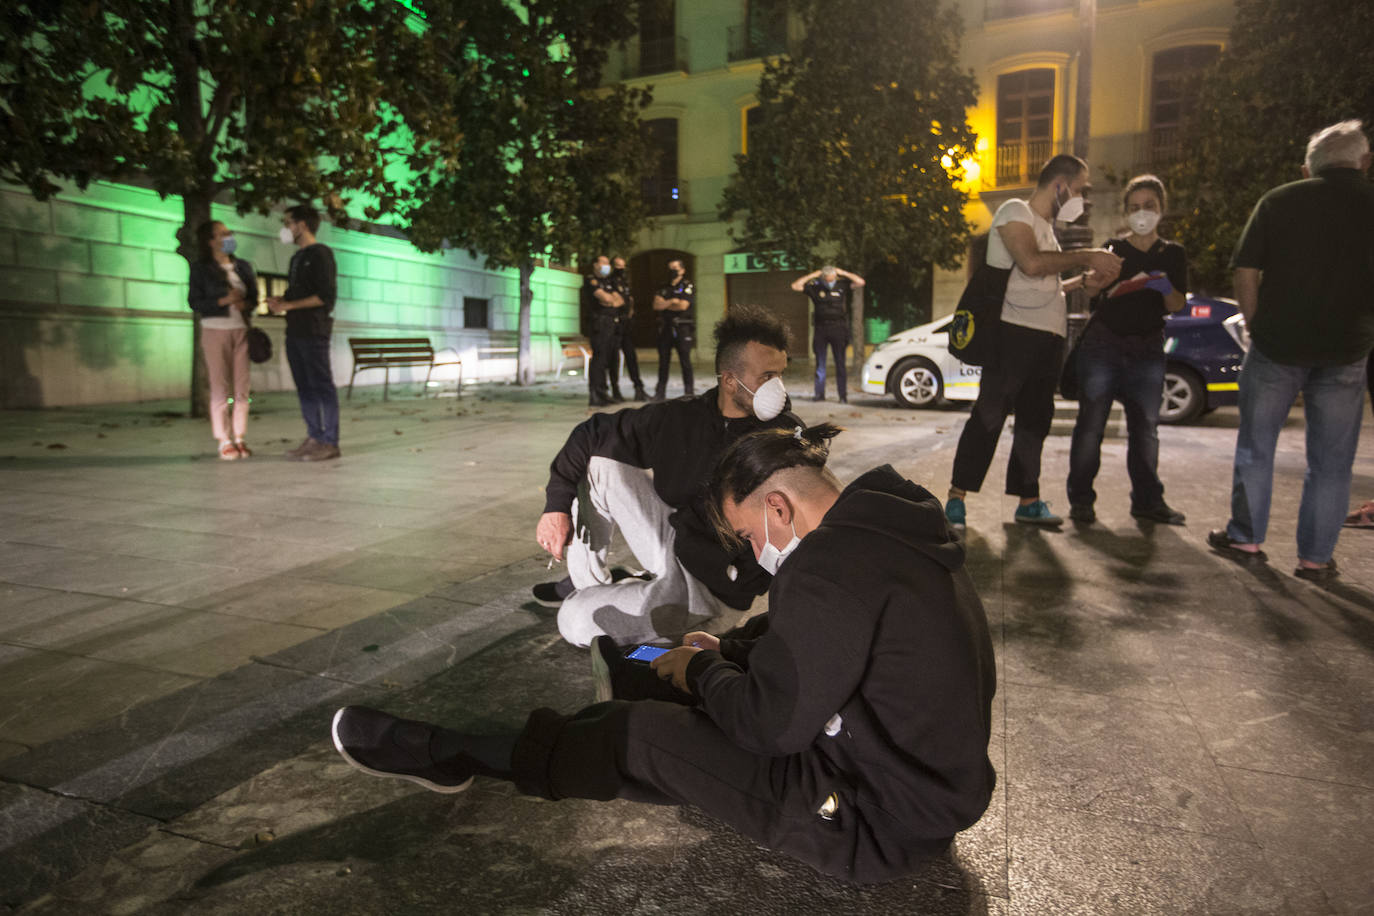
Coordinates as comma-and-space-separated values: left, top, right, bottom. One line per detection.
947, 264, 1010, 367
247, 327, 272, 364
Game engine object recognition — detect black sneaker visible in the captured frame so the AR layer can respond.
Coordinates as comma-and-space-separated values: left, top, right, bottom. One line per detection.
633, 386, 649, 402
1132, 503, 1186, 525
1069, 503, 1096, 524
590, 635, 622, 704
532, 576, 575, 607
330, 706, 473, 794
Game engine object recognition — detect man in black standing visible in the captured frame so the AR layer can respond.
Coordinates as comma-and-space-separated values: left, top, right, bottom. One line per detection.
791, 265, 865, 403
652, 258, 695, 400
610, 256, 648, 401
266, 204, 340, 461
583, 254, 624, 407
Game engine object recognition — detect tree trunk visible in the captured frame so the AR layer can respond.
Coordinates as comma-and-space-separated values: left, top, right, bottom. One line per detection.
178, 193, 213, 418
517, 258, 535, 386
850, 283, 865, 381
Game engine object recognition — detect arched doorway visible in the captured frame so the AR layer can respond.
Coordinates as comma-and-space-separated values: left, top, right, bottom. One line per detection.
627, 249, 694, 348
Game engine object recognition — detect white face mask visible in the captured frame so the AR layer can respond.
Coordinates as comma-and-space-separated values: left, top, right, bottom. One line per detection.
737, 376, 787, 421
278, 226, 295, 245
756, 503, 801, 575
1055, 187, 1085, 224
1127, 209, 1161, 236
597, 263, 611, 277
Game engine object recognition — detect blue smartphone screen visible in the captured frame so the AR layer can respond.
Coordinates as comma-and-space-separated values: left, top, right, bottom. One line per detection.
626, 644, 669, 662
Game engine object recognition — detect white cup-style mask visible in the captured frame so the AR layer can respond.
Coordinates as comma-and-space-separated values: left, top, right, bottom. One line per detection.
737, 376, 787, 421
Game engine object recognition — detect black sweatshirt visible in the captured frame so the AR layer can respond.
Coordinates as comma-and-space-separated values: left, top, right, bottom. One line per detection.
687, 466, 997, 853
543, 388, 801, 609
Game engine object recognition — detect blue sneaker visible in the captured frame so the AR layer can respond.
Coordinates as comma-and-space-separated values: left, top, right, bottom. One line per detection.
945, 497, 966, 529
1014, 500, 1062, 527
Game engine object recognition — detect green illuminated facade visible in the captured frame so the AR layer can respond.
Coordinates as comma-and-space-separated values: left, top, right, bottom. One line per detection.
0, 180, 582, 408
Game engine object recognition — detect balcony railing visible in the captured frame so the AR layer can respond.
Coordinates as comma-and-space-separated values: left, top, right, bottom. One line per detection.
727, 23, 788, 62
995, 139, 1067, 187
642, 177, 687, 216
624, 35, 689, 78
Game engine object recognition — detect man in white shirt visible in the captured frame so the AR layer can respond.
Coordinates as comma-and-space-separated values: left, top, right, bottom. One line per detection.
946, 155, 1123, 529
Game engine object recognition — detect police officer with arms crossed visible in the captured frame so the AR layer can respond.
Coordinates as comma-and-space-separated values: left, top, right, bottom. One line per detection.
610, 256, 648, 401
652, 258, 695, 400
583, 255, 625, 407
791, 265, 865, 403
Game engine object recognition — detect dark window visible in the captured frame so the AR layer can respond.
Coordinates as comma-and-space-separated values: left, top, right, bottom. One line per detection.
642, 118, 682, 215
729, 0, 787, 61
744, 105, 764, 155
463, 296, 489, 329
995, 68, 1055, 187
1150, 45, 1221, 167
637, 0, 681, 76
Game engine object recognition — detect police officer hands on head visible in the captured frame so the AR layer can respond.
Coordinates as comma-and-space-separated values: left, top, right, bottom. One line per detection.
790, 265, 865, 403
652, 258, 696, 401
583, 255, 627, 407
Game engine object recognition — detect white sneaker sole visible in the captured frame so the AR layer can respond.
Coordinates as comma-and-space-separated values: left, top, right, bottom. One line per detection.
330, 708, 473, 795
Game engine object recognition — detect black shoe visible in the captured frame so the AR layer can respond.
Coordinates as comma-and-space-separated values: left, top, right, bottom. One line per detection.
609, 566, 651, 583
1294, 559, 1338, 583
1207, 529, 1267, 563
650, 390, 666, 402
589, 390, 612, 407
331, 706, 473, 794
590, 635, 622, 704
633, 386, 648, 402
532, 576, 575, 607
1132, 502, 1186, 525
1069, 503, 1096, 524
609, 388, 626, 403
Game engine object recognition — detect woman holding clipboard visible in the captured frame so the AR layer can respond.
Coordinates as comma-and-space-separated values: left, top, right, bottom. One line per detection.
1066, 174, 1189, 525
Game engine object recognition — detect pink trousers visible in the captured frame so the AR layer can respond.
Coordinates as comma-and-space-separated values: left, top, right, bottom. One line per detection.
201, 327, 251, 441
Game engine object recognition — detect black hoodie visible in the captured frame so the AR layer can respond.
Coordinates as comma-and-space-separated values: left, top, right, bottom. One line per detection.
686, 465, 997, 877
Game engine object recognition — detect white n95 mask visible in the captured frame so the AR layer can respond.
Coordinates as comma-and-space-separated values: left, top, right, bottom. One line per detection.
1127, 209, 1161, 236
738, 376, 787, 421
278, 227, 295, 244
757, 504, 800, 575
1056, 192, 1085, 224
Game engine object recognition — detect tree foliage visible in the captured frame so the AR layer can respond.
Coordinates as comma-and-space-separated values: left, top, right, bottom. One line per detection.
719, 0, 978, 327
402, 0, 652, 385
1, 0, 465, 237
1168, 0, 1374, 294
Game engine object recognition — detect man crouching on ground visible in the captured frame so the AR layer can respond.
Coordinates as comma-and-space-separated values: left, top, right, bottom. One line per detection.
531, 306, 802, 647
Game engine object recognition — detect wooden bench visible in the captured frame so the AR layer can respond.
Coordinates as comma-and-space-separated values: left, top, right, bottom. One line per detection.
346, 337, 463, 401
554, 336, 591, 377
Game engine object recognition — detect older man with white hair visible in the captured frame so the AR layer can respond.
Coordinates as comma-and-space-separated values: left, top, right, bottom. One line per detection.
1207, 120, 1374, 582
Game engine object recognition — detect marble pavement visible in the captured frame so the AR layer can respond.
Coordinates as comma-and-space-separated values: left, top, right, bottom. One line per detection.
0, 369, 1370, 914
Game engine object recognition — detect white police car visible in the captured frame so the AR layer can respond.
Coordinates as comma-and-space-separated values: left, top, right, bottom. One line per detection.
860, 316, 982, 408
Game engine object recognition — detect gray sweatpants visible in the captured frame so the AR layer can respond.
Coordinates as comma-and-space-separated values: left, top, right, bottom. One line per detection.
558, 457, 737, 647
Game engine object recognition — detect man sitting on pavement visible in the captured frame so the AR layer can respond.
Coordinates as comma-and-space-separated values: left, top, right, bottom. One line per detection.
532, 306, 803, 647
331, 423, 997, 884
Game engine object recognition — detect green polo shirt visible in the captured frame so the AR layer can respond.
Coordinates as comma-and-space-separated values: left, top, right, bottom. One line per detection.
1231, 167, 1374, 367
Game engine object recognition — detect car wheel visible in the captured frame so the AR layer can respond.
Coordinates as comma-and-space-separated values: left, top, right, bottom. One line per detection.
891, 357, 943, 408
1160, 365, 1204, 424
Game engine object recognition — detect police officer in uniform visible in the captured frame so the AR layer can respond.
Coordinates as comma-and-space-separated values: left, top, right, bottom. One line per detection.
792, 265, 866, 402
610, 256, 648, 401
652, 258, 696, 400
583, 254, 625, 406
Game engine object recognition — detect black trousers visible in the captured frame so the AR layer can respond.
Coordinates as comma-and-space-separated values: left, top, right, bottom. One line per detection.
656, 319, 694, 397
588, 314, 621, 396
951, 321, 1065, 498
812, 320, 850, 400
616, 317, 642, 389
510, 700, 948, 884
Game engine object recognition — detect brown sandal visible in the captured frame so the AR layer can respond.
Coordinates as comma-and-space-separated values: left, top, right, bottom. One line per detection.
1342, 502, 1374, 529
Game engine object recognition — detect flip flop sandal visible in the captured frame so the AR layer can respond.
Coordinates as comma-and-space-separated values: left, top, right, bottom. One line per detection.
1342, 505, 1374, 529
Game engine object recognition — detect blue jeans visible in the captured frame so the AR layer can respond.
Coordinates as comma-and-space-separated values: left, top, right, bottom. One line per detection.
285, 334, 339, 446
1067, 324, 1167, 509
1227, 347, 1366, 563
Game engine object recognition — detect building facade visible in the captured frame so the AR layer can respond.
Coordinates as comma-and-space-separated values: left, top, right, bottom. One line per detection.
610, 0, 1235, 351
0, 181, 581, 408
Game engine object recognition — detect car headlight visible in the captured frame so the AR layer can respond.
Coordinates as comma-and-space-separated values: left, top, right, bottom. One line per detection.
1223, 313, 1250, 352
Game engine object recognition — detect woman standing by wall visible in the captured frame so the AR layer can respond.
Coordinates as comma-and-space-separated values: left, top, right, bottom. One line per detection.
1066, 174, 1188, 525
188, 221, 258, 460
